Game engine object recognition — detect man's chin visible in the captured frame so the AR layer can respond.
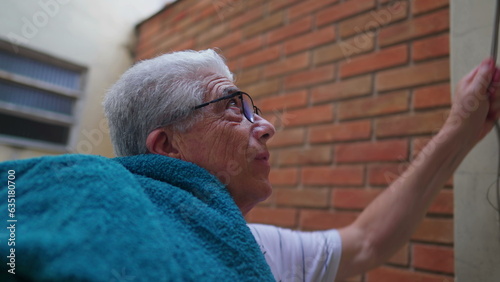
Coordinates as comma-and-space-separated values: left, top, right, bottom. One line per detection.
258, 181, 273, 202
232, 181, 273, 215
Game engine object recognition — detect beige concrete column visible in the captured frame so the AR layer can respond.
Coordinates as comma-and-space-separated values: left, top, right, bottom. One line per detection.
451, 1, 500, 281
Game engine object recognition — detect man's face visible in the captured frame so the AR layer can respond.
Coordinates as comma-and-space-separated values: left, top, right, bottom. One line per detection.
171, 75, 276, 214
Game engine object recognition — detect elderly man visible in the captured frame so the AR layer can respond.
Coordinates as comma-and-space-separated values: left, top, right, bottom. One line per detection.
1, 49, 499, 281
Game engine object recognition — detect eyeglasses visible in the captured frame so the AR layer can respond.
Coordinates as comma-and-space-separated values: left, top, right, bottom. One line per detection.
193, 91, 261, 123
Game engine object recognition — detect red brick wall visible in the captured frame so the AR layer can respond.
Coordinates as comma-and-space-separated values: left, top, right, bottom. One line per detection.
135, 0, 453, 281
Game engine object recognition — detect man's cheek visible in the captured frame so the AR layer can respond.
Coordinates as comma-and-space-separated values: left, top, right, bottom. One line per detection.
226, 160, 243, 176
235, 142, 254, 162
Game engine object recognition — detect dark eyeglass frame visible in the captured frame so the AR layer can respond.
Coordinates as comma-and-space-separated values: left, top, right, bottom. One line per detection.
193, 91, 261, 123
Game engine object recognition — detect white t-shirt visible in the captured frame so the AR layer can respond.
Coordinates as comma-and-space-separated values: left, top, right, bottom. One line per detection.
248, 224, 342, 282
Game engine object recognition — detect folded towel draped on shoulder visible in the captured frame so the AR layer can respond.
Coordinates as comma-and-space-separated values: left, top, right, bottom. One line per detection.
0, 154, 274, 281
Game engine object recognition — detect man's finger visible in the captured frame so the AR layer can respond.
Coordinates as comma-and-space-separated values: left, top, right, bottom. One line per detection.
488, 67, 500, 92
472, 58, 494, 95
464, 64, 480, 84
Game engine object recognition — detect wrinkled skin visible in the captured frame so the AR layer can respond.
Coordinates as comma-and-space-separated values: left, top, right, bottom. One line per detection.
148, 75, 276, 214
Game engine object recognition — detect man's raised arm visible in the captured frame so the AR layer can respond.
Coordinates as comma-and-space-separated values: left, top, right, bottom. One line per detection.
335, 58, 500, 280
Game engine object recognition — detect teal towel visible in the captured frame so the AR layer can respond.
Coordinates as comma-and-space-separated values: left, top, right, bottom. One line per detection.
0, 154, 274, 281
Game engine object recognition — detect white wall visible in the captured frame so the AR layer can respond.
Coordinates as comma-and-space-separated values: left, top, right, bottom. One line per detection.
0, 0, 171, 159
451, 1, 500, 281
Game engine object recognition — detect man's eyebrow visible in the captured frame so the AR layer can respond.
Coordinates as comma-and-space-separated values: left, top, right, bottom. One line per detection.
223, 87, 240, 96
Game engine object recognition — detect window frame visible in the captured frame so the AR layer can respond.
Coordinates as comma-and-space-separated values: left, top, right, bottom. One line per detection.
0, 40, 87, 153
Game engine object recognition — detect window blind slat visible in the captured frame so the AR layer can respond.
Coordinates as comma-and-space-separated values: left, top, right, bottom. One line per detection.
0, 81, 74, 115
0, 50, 81, 90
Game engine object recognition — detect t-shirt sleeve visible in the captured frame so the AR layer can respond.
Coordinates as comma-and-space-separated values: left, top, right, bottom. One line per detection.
248, 223, 342, 282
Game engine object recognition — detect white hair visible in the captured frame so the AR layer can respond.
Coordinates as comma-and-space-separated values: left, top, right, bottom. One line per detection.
103, 49, 234, 157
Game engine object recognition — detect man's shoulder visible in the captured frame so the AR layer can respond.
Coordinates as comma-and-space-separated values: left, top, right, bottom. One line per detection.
0, 154, 135, 192
0, 154, 113, 170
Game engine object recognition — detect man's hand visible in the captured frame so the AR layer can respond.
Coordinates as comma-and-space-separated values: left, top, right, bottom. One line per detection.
448, 58, 500, 144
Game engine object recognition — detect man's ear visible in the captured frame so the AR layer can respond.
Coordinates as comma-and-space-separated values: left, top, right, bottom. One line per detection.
146, 128, 181, 159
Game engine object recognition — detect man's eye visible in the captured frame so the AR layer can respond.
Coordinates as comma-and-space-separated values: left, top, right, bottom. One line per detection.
227, 98, 239, 107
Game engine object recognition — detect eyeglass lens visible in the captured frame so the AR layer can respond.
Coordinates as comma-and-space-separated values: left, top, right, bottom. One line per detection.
240, 94, 255, 123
